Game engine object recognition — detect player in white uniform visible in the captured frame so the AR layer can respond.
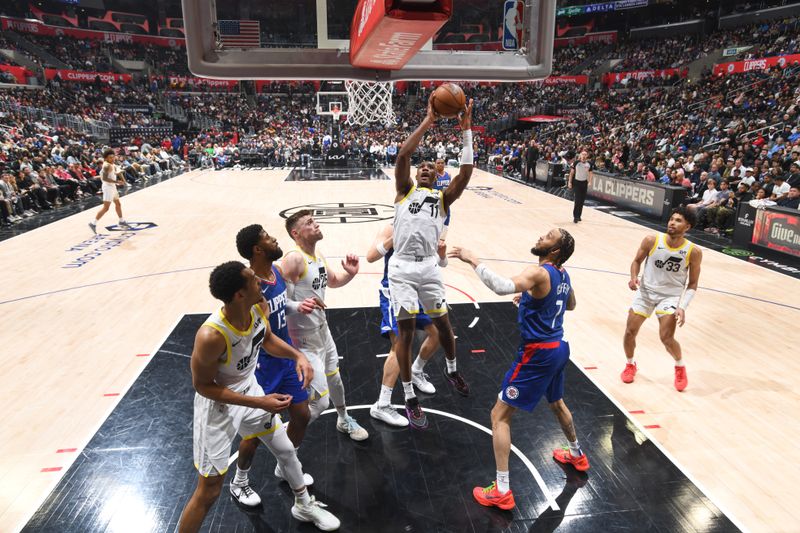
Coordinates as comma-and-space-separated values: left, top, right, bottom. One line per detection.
281, 210, 369, 441
621, 206, 703, 392
89, 148, 130, 234
179, 261, 339, 532
388, 93, 474, 429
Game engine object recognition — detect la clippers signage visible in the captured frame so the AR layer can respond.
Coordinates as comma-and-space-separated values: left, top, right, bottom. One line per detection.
1, 16, 184, 48
589, 173, 666, 218
167, 76, 238, 89
713, 54, 800, 76
45, 68, 132, 83
751, 208, 800, 258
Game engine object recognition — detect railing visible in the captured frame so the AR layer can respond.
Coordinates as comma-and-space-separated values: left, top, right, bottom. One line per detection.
0, 97, 110, 140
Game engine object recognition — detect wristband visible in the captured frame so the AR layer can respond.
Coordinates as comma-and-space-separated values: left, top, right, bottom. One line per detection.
680, 288, 696, 309
375, 241, 388, 257
460, 129, 473, 166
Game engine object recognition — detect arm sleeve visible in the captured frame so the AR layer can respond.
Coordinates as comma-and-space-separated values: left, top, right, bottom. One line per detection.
475, 263, 516, 295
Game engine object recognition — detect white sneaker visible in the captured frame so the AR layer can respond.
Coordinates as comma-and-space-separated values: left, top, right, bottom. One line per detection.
370, 402, 409, 427
229, 482, 262, 508
291, 496, 340, 531
412, 371, 436, 394
275, 463, 314, 486
336, 414, 369, 441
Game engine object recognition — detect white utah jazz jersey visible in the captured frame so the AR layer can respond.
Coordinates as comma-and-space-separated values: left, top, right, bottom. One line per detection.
286, 248, 328, 331
202, 305, 268, 391
641, 233, 695, 297
394, 185, 446, 258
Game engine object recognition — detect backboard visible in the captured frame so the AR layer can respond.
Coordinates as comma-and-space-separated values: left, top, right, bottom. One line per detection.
181, 0, 556, 81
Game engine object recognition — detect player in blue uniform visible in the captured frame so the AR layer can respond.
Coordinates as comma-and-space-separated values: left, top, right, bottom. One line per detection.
450, 227, 589, 511
366, 223, 442, 427
434, 159, 452, 239
229, 224, 323, 507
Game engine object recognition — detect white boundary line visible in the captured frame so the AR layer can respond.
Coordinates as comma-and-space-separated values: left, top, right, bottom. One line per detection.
573, 364, 751, 533
316, 404, 559, 511
16, 314, 186, 533
468, 317, 480, 328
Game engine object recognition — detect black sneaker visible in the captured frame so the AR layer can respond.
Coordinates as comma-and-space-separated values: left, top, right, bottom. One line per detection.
404, 397, 428, 430
444, 367, 470, 396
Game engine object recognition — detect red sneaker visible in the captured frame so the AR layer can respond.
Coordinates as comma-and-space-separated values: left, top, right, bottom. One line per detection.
553, 447, 590, 471
472, 481, 516, 510
621, 362, 637, 383
674, 365, 688, 392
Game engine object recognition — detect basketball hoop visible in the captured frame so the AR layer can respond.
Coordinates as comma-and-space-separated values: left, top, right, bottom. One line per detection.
332, 106, 342, 122
344, 80, 395, 127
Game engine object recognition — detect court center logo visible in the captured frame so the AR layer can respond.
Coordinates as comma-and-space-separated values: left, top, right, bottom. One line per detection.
105, 221, 158, 232
280, 203, 394, 224
505, 386, 519, 400
62, 222, 158, 268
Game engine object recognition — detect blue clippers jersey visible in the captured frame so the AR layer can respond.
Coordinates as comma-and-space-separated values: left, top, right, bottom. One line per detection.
381, 248, 393, 289
518, 264, 571, 343
434, 171, 452, 190
260, 266, 291, 345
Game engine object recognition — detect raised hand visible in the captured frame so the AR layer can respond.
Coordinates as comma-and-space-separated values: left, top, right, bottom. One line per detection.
458, 98, 473, 131
342, 253, 360, 276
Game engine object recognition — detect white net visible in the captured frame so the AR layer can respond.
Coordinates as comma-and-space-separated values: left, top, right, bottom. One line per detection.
344, 80, 395, 127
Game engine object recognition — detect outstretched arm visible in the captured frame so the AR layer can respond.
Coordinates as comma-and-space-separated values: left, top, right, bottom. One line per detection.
448, 246, 547, 295
327, 254, 360, 288
443, 99, 474, 211
395, 94, 437, 201
366, 224, 393, 263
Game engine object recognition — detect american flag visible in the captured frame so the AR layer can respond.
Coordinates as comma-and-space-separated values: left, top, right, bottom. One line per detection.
218, 20, 261, 48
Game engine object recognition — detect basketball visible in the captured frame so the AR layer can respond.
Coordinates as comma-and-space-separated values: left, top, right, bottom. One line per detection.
432, 83, 466, 118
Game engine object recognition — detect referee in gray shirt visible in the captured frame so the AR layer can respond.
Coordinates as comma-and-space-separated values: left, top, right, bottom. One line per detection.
568, 150, 594, 223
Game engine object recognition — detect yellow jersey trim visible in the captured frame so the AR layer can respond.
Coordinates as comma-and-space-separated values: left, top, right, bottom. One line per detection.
254, 304, 269, 324
203, 321, 232, 366
647, 234, 660, 257
194, 462, 227, 477
242, 419, 282, 440
289, 248, 313, 280
663, 234, 688, 252
631, 310, 651, 318
655, 309, 675, 316
398, 184, 416, 205
685, 242, 695, 266
219, 308, 254, 337
325, 367, 340, 377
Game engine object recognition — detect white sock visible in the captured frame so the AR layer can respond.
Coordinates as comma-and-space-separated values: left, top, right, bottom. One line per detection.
626, 357, 635, 365
496, 471, 510, 493
569, 439, 583, 457
675, 359, 685, 367
445, 357, 457, 374
378, 384, 393, 406
294, 487, 311, 505
335, 405, 348, 421
412, 355, 428, 374
402, 381, 416, 400
233, 466, 249, 486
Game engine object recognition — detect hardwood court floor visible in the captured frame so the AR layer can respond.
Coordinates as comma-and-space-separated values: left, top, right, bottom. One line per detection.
0, 167, 798, 532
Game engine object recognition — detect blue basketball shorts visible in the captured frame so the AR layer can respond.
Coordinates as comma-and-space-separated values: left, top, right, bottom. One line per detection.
379, 289, 432, 338
254, 351, 309, 404
499, 340, 570, 411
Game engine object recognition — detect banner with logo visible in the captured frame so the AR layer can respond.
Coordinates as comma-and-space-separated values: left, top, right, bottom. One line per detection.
589, 172, 669, 218
553, 31, 617, 48
167, 76, 238, 90
557, 0, 647, 17
1, 16, 184, 48
45, 68, 132, 83
751, 207, 800, 257
603, 68, 687, 85
722, 46, 752, 57
0, 64, 31, 84
713, 54, 800, 76
539, 75, 588, 85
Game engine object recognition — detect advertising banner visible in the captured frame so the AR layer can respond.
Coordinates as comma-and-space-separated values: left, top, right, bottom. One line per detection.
603, 68, 687, 85
713, 54, 800, 76
1, 16, 184, 48
752, 207, 800, 257
167, 76, 238, 90
45, 68, 132, 83
589, 172, 668, 218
